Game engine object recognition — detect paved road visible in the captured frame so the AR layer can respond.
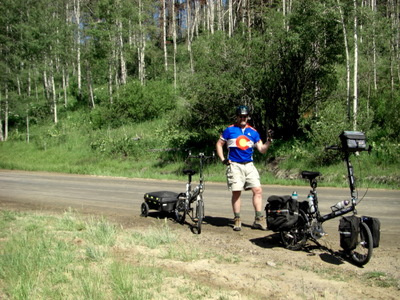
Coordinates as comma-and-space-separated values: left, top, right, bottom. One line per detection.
0, 170, 399, 245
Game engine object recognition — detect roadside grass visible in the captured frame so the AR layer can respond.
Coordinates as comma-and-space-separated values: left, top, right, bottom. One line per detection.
363, 271, 398, 288
298, 263, 398, 289
0, 210, 244, 299
0, 112, 399, 189
0, 209, 397, 299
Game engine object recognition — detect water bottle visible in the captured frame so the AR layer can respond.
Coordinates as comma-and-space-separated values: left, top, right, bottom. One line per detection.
331, 200, 350, 212
291, 191, 298, 201
308, 194, 315, 213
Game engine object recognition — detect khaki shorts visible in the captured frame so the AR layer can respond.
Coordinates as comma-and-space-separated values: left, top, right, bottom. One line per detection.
226, 162, 261, 191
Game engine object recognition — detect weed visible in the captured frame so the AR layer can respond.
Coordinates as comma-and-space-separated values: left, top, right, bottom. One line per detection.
363, 271, 398, 288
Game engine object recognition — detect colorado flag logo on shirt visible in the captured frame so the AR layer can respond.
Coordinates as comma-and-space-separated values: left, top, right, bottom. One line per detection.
236, 135, 251, 150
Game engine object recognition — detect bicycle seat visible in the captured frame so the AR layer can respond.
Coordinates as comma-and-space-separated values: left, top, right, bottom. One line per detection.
301, 171, 321, 181
183, 169, 196, 176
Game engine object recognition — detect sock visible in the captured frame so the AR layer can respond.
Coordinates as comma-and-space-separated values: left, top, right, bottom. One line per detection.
234, 213, 240, 219
255, 211, 263, 218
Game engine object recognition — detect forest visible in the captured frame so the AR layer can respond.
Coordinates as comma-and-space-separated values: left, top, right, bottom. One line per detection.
0, 0, 399, 185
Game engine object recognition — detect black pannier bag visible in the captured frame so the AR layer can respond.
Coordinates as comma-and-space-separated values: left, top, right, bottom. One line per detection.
143, 191, 179, 213
339, 215, 360, 251
265, 195, 298, 232
339, 131, 367, 152
362, 216, 381, 248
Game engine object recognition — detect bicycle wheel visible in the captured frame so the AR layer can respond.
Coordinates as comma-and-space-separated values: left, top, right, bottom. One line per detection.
174, 198, 186, 224
348, 221, 373, 266
195, 199, 204, 234
140, 202, 149, 217
280, 210, 308, 250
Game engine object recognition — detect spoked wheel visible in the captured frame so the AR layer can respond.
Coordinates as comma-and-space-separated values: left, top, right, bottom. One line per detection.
174, 198, 186, 224
140, 202, 149, 217
348, 221, 373, 266
280, 210, 308, 250
194, 199, 204, 234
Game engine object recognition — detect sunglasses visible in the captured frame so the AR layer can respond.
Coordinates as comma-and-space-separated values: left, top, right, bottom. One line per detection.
238, 115, 248, 119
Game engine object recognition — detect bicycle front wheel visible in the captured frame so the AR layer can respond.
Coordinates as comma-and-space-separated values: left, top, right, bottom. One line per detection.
348, 221, 373, 266
195, 199, 204, 234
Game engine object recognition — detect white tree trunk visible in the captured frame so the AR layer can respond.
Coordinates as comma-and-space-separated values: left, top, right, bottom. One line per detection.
162, 0, 168, 71
187, 0, 194, 73
0, 91, 4, 141
74, 0, 82, 95
86, 61, 95, 109
4, 86, 8, 141
50, 60, 58, 124
172, 0, 177, 89
62, 66, 68, 107
26, 109, 29, 143
43, 69, 50, 100
28, 69, 31, 97
108, 61, 114, 103
138, 0, 146, 85
228, 0, 233, 37
337, 0, 351, 121
217, 0, 223, 32
372, 0, 378, 91
118, 19, 127, 85
209, 0, 214, 35
353, 0, 359, 130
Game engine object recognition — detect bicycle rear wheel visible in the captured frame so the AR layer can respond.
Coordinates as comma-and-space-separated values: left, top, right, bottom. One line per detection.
280, 210, 308, 250
140, 202, 149, 217
195, 199, 204, 234
348, 221, 373, 266
174, 198, 186, 224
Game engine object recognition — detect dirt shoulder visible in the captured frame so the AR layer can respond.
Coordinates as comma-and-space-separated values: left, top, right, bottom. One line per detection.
2, 200, 399, 300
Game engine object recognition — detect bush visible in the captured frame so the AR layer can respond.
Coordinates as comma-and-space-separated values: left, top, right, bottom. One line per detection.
90, 80, 176, 129
113, 80, 175, 123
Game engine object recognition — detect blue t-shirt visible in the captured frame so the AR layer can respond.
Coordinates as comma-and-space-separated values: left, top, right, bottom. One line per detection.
220, 124, 261, 163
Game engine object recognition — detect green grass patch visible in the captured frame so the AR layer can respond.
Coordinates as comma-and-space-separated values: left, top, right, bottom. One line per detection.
0, 209, 245, 299
363, 271, 398, 288
1, 111, 399, 189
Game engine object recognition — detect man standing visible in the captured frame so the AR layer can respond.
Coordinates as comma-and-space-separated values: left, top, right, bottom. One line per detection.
216, 105, 272, 231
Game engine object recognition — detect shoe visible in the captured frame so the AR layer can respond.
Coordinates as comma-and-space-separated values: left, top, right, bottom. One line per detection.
252, 216, 267, 230
233, 217, 241, 231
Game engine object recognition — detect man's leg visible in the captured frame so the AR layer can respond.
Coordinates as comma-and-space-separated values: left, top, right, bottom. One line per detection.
251, 186, 263, 211
231, 190, 242, 213
251, 186, 267, 230
231, 191, 242, 231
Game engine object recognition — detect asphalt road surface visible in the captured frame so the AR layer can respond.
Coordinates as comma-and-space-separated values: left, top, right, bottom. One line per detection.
0, 170, 399, 247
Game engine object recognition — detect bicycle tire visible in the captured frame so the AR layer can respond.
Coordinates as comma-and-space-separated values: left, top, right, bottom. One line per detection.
174, 198, 186, 224
140, 202, 149, 217
348, 221, 373, 266
280, 210, 309, 251
195, 199, 204, 234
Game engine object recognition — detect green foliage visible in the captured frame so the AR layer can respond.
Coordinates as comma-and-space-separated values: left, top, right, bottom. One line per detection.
90, 134, 142, 157
90, 80, 176, 129
178, 2, 344, 141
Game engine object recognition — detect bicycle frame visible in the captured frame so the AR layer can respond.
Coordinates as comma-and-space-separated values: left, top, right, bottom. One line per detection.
175, 151, 214, 234
315, 152, 357, 223
184, 153, 207, 203
279, 143, 374, 265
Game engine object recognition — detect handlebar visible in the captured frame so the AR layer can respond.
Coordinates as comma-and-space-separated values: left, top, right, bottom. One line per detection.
187, 151, 215, 160
325, 145, 340, 151
325, 145, 372, 152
